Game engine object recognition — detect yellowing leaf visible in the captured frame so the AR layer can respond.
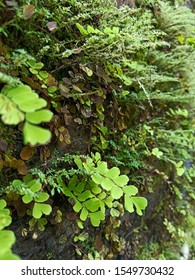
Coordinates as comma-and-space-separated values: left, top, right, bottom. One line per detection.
0, 95, 24, 125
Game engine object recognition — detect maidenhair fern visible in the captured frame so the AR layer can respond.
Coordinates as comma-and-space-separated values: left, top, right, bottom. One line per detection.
0, 199, 20, 260
0, 78, 53, 145
30, 152, 148, 228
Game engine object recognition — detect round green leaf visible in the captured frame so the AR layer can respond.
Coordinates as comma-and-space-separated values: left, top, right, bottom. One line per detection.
23, 122, 52, 145
106, 167, 120, 179
89, 211, 104, 227
22, 194, 33, 204
176, 167, 185, 176
32, 203, 52, 219
131, 197, 148, 216
11, 91, 38, 105
91, 173, 103, 184
91, 186, 102, 194
93, 152, 101, 162
101, 178, 113, 190
80, 208, 88, 221
123, 185, 138, 196
78, 190, 93, 202
6, 85, 32, 99
0, 199, 6, 210
98, 192, 107, 200
84, 198, 100, 212
0, 249, 20, 260
110, 185, 123, 199
39, 71, 49, 79
0, 95, 25, 125
35, 192, 49, 203
152, 147, 163, 159
176, 161, 183, 168
74, 181, 85, 194
115, 175, 129, 187
0, 211, 12, 230
1, 107, 24, 125
26, 109, 53, 124
74, 157, 83, 169
34, 62, 44, 69
63, 188, 73, 198
28, 180, 42, 192
124, 194, 134, 213
0, 230, 15, 255
97, 162, 108, 175
77, 219, 84, 229
18, 98, 47, 112
73, 201, 82, 213
48, 86, 58, 93
104, 196, 113, 208
29, 68, 38, 75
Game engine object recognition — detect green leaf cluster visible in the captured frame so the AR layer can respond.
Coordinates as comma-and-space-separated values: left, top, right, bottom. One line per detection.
12, 178, 52, 220
61, 153, 147, 227
0, 83, 53, 145
0, 199, 20, 260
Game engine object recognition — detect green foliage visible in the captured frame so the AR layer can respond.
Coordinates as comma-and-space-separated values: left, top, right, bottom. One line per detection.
0, 81, 53, 145
8, 177, 52, 228
0, 0, 195, 260
0, 199, 20, 260
33, 152, 147, 228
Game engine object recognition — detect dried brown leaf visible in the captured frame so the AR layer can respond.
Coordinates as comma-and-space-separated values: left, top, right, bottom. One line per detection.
0, 140, 8, 152
20, 146, 36, 161
23, 4, 35, 20
17, 162, 28, 175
